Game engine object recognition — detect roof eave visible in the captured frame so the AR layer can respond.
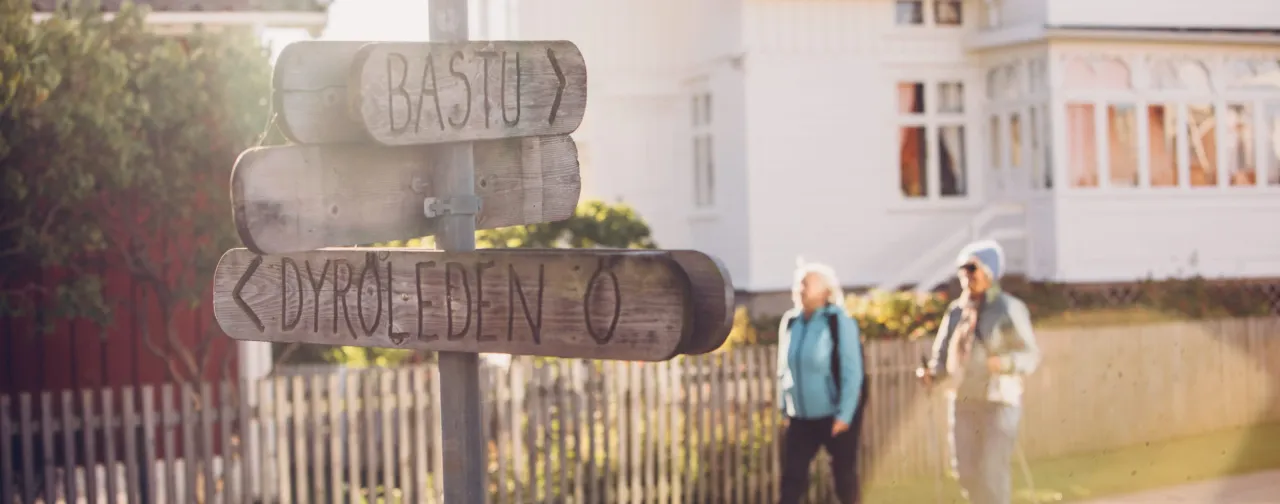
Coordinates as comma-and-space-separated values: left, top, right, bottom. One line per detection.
966, 24, 1280, 52
30, 10, 328, 31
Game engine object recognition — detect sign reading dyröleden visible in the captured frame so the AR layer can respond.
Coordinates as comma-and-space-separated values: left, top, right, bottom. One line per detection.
348, 40, 587, 146
212, 248, 693, 362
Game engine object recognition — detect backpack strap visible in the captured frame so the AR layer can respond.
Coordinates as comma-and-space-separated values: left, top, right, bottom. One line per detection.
827, 313, 841, 396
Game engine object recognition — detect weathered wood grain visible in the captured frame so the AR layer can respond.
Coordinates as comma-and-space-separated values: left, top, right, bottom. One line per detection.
231, 135, 581, 255
478, 248, 735, 355
212, 248, 693, 361
669, 250, 735, 355
272, 41, 371, 144
349, 41, 587, 145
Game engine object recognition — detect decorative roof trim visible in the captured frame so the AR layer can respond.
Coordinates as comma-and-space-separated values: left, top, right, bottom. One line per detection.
31, 11, 328, 29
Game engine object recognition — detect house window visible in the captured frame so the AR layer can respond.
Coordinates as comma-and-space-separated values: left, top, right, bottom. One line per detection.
692, 92, 714, 207
1108, 104, 1139, 187
935, 0, 962, 25
895, 0, 924, 25
897, 80, 968, 199
1186, 103, 1217, 187
1268, 103, 1280, 186
1225, 103, 1256, 186
896, 0, 961, 26
1029, 107, 1041, 189
1148, 104, 1179, 187
1066, 103, 1099, 188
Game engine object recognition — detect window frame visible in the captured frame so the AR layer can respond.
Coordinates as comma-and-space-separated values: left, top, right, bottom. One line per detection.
986, 57, 1052, 194
690, 89, 716, 209
893, 73, 976, 204
1055, 52, 1280, 194
893, 0, 965, 29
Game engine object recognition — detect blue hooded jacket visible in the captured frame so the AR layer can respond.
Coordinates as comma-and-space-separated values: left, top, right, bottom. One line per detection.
776, 303, 865, 423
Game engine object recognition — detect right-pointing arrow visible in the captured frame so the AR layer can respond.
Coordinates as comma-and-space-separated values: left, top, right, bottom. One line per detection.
234, 255, 266, 332
547, 47, 565, 125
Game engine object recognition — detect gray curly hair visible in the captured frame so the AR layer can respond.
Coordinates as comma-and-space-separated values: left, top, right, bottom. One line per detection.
790, 259, 846, 310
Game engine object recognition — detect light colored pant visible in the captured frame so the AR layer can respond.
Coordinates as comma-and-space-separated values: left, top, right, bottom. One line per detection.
948, 399, 1021, 504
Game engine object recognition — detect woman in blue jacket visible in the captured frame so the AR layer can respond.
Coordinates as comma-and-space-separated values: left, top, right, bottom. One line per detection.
776, 262, 868, 504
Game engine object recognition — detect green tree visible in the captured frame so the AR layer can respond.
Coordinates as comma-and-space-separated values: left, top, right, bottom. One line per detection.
1, 0, 276, 383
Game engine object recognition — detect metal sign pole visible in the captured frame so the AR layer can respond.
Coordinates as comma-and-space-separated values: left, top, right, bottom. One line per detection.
427, 0, 486, 502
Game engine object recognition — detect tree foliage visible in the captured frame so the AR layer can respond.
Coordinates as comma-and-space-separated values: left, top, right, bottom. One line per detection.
1, 0, 276, 382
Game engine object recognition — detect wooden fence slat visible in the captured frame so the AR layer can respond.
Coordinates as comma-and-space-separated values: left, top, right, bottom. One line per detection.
554, 361, 568, 503
362, 371, 377, 503
412, 368, 429, 504
273, 377, 292, 504
80, 391, 99, 504
39, 392, 56, 503
509, 360, 526, 504
655, 360, 669, 504
289, 376, 309, 504
181, 384, 198, 504
493, 364, 508, 504
308, 375, 325, 504
605, 360, 618, 504
380, 371, 395, 504
257, 380, 275, 504
140, 386, 158, 504
161, 384, 178, 504
327, 374, 342, 504
60, 391, 78, 504
0, 396, 13, 504
571, 361, 585, 504
120, 388, 140, 504
396, 369, 412, 504
346, 373, 362, 504
583, 362, 597, 504
218, 383, 233, 504
99, 390, 117, 504
239, 380, 254, 504
19, 394, 36, 504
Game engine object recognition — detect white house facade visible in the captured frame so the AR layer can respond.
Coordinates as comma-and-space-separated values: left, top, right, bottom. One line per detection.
485, 0, 1280, 309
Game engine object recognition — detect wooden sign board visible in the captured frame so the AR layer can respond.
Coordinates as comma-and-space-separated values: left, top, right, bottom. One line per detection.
269, 40, 587, 145
212, 248, 694, 362
232, 135, 581, 255
350, 41, 588, 146
272, 41, 370, 144
669, 250, 735, 355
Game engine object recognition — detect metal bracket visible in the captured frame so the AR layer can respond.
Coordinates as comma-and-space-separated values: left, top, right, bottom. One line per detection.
423, 195, 481, 219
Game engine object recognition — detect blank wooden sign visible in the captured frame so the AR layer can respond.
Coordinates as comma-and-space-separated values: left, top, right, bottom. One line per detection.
349, 40, 588, 145
212, 248, 694, 361
232, 135, 581, 255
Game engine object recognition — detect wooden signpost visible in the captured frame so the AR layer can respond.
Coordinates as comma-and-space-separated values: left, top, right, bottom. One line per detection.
231, 135, 581, 254
213, 0, 732, 500
350, 40, 588, 145
212, 248, 696, 361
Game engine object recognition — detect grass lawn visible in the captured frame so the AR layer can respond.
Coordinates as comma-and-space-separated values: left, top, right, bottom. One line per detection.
862, 421, 1280, 503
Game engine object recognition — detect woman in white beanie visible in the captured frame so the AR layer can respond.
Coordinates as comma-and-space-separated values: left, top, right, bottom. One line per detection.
919, 240, 1041, 504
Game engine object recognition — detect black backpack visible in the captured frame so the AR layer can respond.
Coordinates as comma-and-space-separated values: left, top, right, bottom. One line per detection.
785, 312, 869, 409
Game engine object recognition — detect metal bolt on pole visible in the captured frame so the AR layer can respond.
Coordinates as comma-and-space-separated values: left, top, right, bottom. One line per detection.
427, 0, 486, 502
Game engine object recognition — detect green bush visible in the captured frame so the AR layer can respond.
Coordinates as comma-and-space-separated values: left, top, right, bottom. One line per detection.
742, 276, 1275, 343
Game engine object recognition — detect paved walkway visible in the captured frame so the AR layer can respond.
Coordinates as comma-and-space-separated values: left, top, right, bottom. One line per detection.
1078, 469, 1280, 503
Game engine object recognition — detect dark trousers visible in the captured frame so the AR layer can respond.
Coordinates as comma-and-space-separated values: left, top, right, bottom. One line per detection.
777, 413, 865, 504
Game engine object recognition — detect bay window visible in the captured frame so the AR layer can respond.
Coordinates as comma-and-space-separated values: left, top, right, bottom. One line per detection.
1059, 54, 1280, 191
897, 79, 969, 199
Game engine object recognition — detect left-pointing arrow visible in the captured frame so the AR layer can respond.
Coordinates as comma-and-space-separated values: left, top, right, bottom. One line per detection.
547, 47, 566, 125
233, 255, 266, 332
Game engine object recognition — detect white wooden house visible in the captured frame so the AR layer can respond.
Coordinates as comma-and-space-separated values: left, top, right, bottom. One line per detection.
485, 0, 1280, 310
